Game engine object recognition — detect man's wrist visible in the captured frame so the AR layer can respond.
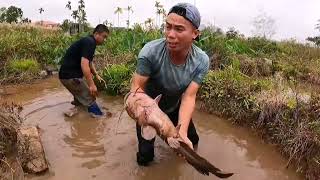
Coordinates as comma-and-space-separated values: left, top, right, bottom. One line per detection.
179, 128, 188, 137
179, 116, 191, 131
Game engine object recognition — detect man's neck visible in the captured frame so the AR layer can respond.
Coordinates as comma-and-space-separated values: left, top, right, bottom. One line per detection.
92, 34, 98, 44
169, 47, 191, 65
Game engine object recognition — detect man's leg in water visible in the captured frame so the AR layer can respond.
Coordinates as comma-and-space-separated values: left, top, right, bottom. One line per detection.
60, 78, 103, 116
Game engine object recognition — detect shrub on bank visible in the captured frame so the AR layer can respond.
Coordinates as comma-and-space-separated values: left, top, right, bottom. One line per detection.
199, 68, 320, 179
7, 59, 40, 74
99, 63, 134, 95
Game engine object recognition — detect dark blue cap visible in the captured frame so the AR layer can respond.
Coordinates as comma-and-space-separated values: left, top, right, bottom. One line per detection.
169, 3, 201, 29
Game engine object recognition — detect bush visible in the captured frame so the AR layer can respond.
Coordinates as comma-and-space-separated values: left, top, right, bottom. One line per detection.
0, 58, 41, 84
0, 24, 73, 66
7, 58, 40, 74
198, 68, 266, 121
99, 28, 162, 56
247, 37, 281, 55
255, 91, 320, 179
100, 64, 134, 95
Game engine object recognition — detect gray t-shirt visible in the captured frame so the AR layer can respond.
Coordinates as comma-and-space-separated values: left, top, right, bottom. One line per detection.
136, 38, 210, 113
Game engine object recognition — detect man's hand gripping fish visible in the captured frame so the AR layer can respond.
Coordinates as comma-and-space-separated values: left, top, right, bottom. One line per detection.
124, 90, 234, 178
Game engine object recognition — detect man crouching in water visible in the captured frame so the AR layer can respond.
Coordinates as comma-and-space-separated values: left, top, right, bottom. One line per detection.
128, 3, 210, 166
59, 24, 109, 117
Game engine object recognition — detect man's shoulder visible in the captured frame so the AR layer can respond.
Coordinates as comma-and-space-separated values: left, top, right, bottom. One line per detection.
191, 44, 209, 65
144, 38, 166, 47
139, 38, 166, 57
80, 35, 96, 45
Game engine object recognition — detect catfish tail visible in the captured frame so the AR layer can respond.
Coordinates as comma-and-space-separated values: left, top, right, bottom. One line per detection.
175, 142, 234, 178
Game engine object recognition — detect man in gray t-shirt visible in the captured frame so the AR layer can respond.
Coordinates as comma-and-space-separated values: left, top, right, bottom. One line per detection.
129, 3, 209, 166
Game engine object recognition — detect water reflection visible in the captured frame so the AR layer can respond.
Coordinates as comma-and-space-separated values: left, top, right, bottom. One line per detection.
63, 111, 106, 168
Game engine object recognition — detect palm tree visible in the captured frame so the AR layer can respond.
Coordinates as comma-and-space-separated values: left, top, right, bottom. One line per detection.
161, 8, 167, 19
154, 1, 163, 27
39, 7, 44, 14
125, 6, 133, 28
160, 8, 167, 28
71, 10, 79, 23
103, 19, 108, 26
103, 19, 113, 27
145, 18, 153, 30
114, 7, 123, 27
78, 0, 85, 9
65, 1, 72, 28
316, 19, 320, 31
77, 0, 86, 24
66, 1, 71, 10
155, 1, 161, 9
39, 8, 44, 25
156, 8, 162, 27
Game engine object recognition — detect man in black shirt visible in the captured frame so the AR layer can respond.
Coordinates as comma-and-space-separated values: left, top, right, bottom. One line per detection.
59, 24, 109, 117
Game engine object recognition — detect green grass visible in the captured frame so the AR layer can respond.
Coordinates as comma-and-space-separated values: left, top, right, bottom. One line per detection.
100, 63, 134, 95
7, 58, 40, 74
0, 24, 74, 66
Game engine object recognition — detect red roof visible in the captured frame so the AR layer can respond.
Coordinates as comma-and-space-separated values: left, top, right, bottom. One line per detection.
33, 20, 59, 26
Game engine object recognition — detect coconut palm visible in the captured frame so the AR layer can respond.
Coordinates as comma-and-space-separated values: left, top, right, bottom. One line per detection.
125, 6, 133, 28
316, 19, 320, 31
77, 0, 86, 25
145, 18, 153, 30
39, 8, 44, 25
78, 0, 85, 9
160, 8, 167, 28
71, 10, 78, 23
156, 8, 162, 27
66, 1, 71, 10
155, 1, 162, 9
114, 7, 123, 27
39, 7, 44, 14
154, 1, 163, 27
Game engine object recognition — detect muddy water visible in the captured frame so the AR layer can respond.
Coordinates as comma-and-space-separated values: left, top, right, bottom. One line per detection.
1, 77, 303, 180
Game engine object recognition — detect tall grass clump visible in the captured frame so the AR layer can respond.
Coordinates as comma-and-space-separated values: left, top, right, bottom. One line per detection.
198, 67, 273, 122
100, 63, 134, 95
7, 59, 40, 74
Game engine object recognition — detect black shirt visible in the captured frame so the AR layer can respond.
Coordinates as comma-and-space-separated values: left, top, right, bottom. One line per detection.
59, 35, 96, 79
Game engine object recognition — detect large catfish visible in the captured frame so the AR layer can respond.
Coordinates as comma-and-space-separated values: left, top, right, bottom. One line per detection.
124, 90, 234, 178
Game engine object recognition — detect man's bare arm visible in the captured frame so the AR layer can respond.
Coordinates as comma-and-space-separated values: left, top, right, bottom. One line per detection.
130, 73, 149, 92
81, 57, 97, 96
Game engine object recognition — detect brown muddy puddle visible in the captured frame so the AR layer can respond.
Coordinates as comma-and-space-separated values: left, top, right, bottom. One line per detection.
1, 77, 303, 180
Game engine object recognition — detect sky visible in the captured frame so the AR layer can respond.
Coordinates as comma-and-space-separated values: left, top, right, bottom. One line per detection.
1, 0, 320, 42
